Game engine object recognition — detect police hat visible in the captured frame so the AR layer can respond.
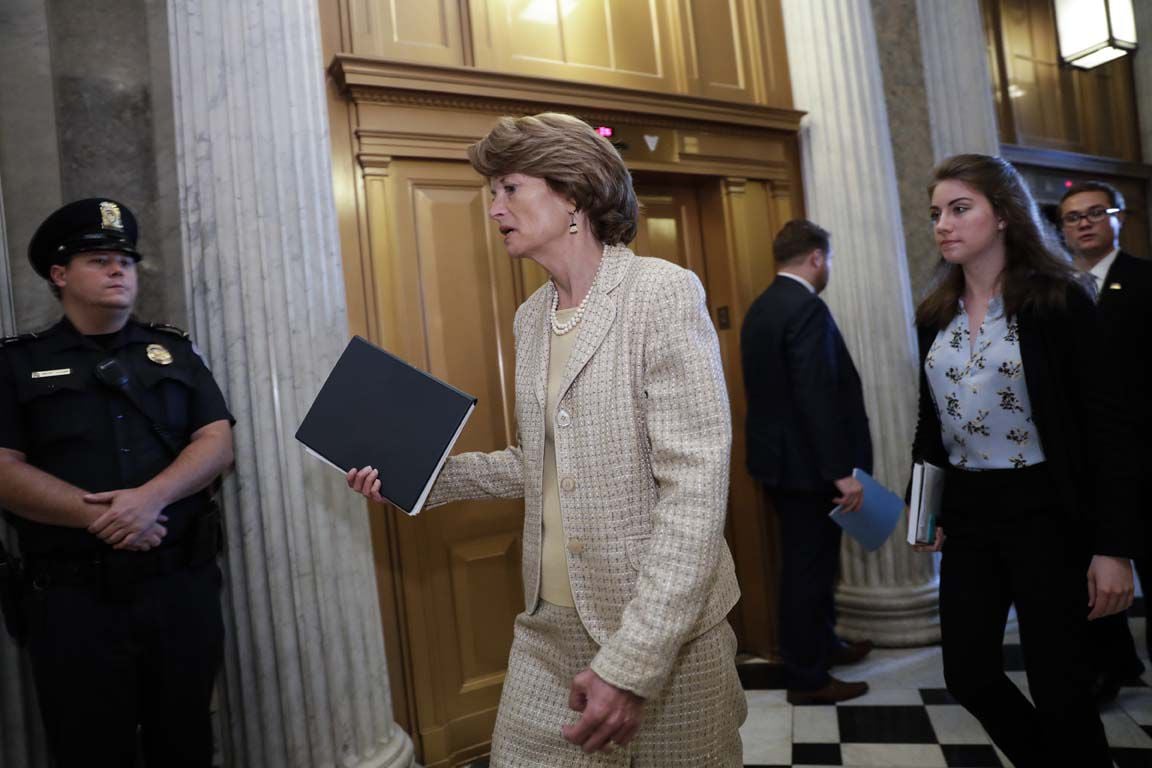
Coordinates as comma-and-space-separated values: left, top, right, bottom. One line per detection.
27, 198, 141, 279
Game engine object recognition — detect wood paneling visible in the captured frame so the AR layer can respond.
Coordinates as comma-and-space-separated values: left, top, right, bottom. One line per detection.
347, 0, 467, 66
982, 0, 1142, 161
361, 159, 526, 766
1000, 0, 1079, 151
694, 175, 796, 660
335, 0, 792, 109
470, 0, 677, 92
634, 186, 707, 278
679, 0, 761, 103
635, 179, 783, 660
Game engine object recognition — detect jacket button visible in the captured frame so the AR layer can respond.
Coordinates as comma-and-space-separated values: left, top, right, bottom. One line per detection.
560, 477, 575, 492
556, 409, 571, 428
567, 538, 585, 555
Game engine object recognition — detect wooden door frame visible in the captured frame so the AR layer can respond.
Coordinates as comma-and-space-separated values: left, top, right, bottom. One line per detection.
325, 59, 805, 762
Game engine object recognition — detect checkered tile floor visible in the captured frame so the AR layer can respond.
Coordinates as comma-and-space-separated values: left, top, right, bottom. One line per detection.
739, 601, 1152, 767
466, 603, 1152, 767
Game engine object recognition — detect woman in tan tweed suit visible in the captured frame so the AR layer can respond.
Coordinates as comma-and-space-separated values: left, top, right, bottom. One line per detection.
349, 113, 744, 766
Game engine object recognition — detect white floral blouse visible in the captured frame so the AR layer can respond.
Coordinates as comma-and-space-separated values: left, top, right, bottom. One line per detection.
925, 296, 1046, 470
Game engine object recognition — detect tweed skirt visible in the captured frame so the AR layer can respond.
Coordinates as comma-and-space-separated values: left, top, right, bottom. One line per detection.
490, 601, 746, 767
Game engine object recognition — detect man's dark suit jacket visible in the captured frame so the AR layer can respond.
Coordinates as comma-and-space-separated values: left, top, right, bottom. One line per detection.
911, 279, 1140, 557
1098, 251, 1152, 436
741, 275, 872, 492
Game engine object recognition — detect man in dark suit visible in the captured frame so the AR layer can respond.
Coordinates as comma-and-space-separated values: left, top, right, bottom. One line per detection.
1060, 180, 1152, 701
740, 219, 874, 704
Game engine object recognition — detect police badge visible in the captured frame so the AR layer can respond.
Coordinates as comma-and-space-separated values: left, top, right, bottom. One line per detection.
99, 201, 124, 231
146, 344, 174, 366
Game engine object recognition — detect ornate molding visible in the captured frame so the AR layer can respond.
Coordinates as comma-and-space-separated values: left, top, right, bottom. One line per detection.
722, 178, 749, 196
331, 56, 804, 136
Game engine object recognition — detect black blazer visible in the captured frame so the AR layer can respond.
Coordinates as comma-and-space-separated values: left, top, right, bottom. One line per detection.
741, 275, 872, 492
911, 280, 1140, 557
1099, 251, 1152, 437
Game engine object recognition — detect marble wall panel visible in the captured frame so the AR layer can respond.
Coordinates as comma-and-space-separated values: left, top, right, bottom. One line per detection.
870, 0, 941, 305
0, 0, 64, 333
47, 0, 183, 326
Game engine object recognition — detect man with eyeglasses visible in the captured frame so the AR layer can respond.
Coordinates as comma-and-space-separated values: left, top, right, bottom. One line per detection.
1059, 180, 1151, 703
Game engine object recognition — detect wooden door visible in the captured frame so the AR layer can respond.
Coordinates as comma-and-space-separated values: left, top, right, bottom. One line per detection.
362, 159, 530, 767
634, 182, 778, 657
634, 186, 708, 281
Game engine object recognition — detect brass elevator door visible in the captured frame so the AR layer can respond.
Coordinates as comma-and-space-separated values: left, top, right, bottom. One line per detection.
634, 185, 709, 288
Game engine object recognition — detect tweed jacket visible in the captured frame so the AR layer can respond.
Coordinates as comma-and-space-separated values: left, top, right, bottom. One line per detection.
426, 245, 740, 699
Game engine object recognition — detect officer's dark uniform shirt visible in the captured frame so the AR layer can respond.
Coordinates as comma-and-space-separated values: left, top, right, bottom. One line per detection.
0, 317, 232, 556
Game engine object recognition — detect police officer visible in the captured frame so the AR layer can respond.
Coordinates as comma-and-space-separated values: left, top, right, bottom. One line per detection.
0, 199, 234, 767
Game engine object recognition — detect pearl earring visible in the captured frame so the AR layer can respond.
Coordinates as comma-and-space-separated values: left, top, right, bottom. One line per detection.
569, 211, 578, 235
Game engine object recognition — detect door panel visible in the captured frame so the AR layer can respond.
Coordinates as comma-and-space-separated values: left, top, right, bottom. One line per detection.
366, 160, 525, 766
634, 186, 708, 284
636, 182, 776, 657
470, 0, 678, 93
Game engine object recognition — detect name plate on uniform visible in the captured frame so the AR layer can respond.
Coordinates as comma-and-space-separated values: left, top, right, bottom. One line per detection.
30, 368, 71, 379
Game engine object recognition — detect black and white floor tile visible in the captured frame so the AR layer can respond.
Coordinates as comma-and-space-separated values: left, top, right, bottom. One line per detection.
740, 601, 1152, 767
467, 603, 1152, 767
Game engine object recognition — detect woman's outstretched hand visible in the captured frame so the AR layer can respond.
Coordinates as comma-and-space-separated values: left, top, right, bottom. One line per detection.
347, 466, 386, 504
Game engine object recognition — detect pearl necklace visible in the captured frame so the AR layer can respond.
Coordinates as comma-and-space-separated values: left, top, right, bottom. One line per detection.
550, 250, 606, 335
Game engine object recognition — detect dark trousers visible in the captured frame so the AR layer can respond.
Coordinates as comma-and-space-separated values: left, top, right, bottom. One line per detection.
24, 560, 224, 768
1085, 609, 1144, 683
1141, 558, 1152, 661
939, 465, 1109, 768
769, 487, 840, 691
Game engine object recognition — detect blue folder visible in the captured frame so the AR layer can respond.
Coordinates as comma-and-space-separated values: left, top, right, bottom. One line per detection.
827, 468, 903, 552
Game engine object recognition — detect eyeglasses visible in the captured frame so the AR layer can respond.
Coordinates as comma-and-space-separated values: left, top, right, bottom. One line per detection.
1061, 206, 1121, 226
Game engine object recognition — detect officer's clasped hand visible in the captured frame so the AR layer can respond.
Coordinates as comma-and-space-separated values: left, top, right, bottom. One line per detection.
85, 487, 170, 550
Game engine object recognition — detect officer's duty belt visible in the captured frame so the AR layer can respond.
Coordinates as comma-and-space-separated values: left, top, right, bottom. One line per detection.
25, 515, 219, 590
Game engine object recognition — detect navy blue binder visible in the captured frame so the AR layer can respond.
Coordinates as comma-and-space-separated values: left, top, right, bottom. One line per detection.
295, 336, 477, 515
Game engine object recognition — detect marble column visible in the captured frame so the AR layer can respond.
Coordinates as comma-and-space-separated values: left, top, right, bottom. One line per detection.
0, 109, 51, 768
0, 0, 63, 333
872, 0, 1001, 303
916, 0, 1000, 162
0, 173, 13, 336
781, 0, 939, 645
166, 2, 413, 767
870, 0, 939, 301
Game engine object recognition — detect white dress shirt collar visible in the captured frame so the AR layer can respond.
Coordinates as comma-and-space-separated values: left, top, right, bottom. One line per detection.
1087, 248, 1120, 293
777, 271, 817, 295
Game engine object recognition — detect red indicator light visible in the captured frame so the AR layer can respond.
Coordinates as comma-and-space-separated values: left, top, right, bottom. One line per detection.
1064, 180, 1073, 188
596, 126, 614, 138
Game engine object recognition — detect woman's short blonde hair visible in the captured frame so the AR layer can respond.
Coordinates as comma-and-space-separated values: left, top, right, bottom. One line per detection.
468, 112, 638, 245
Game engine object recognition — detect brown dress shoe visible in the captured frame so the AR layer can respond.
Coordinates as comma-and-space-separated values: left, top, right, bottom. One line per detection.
829, 639, 874, 667
786, 676, 870, 705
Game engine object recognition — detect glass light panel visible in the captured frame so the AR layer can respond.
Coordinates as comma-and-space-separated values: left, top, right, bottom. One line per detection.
1069, 47, 1128, 69
1108, 0, 1138, 46
1055, 0, 1110, 60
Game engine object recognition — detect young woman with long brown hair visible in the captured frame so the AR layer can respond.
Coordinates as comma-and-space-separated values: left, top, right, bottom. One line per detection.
910, 154, 1138, 766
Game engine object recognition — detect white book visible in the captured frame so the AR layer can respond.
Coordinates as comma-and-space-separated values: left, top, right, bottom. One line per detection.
906, 461, 944, 545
